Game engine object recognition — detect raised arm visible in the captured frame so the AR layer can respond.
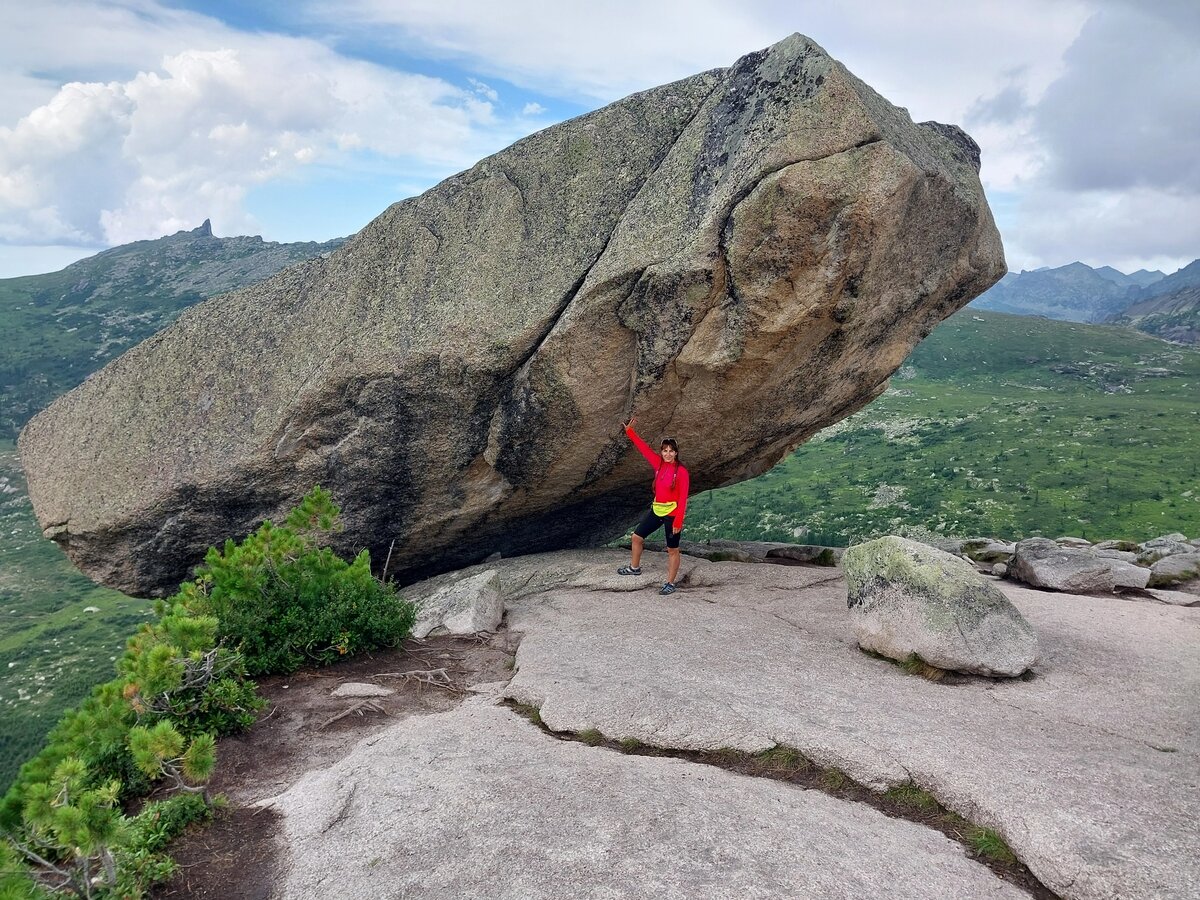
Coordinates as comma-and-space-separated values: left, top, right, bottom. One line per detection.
624, 424, 660, 468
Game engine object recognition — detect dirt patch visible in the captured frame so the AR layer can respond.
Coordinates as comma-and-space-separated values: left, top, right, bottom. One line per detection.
156, 633, 517, 899
157, 807, 282, 900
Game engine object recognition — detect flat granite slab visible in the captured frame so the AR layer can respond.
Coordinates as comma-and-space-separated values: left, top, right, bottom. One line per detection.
267, 695, 1026, 900
489, 550, 1200, 900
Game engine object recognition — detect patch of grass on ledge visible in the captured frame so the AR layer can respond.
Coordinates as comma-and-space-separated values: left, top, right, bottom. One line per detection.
968, 826, 1018, 864
859, 648, 950, 682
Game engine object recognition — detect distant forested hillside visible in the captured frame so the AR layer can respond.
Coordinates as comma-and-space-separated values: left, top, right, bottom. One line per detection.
0, 221, 342, 438
687, 309, 1200, 544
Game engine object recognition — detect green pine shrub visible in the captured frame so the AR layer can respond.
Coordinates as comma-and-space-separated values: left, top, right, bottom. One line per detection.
0, 840, 48, 898
188, 486, 416, 675
1, 486, 406, 895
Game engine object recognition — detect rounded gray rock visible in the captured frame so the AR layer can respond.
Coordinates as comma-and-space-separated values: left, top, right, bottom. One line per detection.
844, 535, 1039, 677
1009, 538, 1116, 594
1149, 552, 1200, 588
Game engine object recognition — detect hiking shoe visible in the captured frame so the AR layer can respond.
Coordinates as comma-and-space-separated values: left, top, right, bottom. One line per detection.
617, 565, 642, 576
659, 582, 677, 595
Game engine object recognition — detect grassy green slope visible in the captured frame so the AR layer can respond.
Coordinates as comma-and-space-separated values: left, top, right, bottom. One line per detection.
0, 228, 339, 438
0, 441, 151, 788
686, 310, 1200, 544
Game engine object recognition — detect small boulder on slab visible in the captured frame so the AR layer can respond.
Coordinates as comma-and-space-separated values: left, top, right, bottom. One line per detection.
412, 569, 503, 639
331, 683, 394, 699
1149, 553, 1200, 589
1009, 538, 1115, 593
963, 540, 1014, 564
1145, 533, 1188, 548
1094, 540, 1140, 553
843, 536, 1039, 677
1055, 536, 1092, 548
1108, 559, 1152, 590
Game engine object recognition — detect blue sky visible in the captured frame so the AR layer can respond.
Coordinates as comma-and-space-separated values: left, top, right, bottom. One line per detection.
0, 0, 1197, 278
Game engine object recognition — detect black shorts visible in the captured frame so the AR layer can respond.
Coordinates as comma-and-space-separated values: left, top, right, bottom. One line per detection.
634, 509, 682, 548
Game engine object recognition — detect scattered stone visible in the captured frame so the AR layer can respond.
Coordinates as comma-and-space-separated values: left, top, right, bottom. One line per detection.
765, 544, 845, 566
843, 536, 1038, 677
1138, 541, 1193, 565
1149, 553, 1200, 589
330, 683, 394, 699
1055, 536, 1092, 548
1093, 549, 1138, 563
1144, 533, 1189, 548
1108, 559, 1152, 590
964, 540, 1014, 563
412, 569, 503, 639
644, 539, 758, 563
1094, 540, 1140, 553
1008, 538, 1115, 593
991, 563, 1007, 577
1146, 587, 1200, 607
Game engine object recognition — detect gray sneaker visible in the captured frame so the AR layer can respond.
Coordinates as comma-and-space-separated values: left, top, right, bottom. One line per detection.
659, 582, 677, 595
617, 565, 642, 576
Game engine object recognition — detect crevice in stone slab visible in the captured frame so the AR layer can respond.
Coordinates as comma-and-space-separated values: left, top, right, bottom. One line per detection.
502, 699, 1060, 900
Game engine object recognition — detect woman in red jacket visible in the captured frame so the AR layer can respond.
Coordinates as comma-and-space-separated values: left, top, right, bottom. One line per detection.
618, 417, 690, 595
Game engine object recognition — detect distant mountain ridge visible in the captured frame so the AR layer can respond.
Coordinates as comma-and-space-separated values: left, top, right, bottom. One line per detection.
970, 260, 1166, 323
1108, 260, 1200, 344
0, 221, 345, 438
970, 258, 1200, 345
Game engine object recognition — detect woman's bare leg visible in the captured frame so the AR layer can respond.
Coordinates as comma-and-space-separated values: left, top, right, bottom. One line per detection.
667, 547, 681, 584
631, 534, 645, 569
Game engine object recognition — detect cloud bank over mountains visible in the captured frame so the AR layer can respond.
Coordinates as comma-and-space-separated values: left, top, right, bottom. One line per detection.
0, 0, 1196, 277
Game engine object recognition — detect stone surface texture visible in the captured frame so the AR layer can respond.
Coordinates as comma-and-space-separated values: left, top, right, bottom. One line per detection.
411, 568, 503, 638
843, 536, 1038, 676
266, 696, 1026, 900
1008, 537, 1116, 593
19, 33, 1004, 596
486, 550, 1198, 900
1149, 552, 1200, 587
329, 683, 393, 699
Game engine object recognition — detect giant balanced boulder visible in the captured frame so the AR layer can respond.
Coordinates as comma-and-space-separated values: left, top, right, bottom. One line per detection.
20, 34, 1005, 596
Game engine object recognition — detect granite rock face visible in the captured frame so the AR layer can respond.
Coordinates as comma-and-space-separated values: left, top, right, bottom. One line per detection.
20, 34, 1005, 596
843, 536, 1038, 677
1008, 538, 1117, 593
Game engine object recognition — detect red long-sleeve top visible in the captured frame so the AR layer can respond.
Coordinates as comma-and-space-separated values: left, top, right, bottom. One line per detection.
625, 426, 690, 531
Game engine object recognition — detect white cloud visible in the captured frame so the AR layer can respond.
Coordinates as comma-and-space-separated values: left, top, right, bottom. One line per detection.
0, 2, 525, 249
521, 101, 546, 116
313, 0, 1090, 122
468, 77, 499, 102
1006, 185, 1200, 274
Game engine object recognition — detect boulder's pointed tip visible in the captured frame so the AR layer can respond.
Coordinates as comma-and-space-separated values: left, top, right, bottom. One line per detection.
197, 218, 213, 236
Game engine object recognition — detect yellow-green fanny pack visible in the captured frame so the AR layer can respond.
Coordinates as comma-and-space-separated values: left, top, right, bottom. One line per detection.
652, 501, 678, 517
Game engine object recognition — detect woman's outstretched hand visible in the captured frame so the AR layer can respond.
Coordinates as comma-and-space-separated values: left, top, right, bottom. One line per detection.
622, 415, 636, 431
